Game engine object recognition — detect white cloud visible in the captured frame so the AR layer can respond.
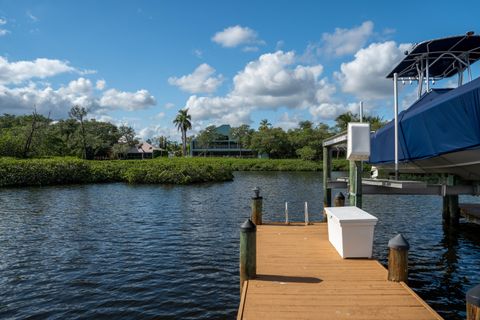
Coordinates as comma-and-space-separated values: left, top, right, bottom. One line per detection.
0, 81, 94, 117
322, 21, 374, 56
168, 63, 224, 94
99, 88, 156, 111
212, 25, 264, 48
79, 69, 97, 75
137, 125, 180, 141
185, 51, 336, 125
193, 49, 203, 58
63, 77, 94, 95
309, 102, 353, 120
91, 114, 114, 123
0, 18, 9, 36
26, 11, 39, 22
164, 102, 175, 109
335, 41, 411, 100
96, 79, 106, 90
154, 111, 165, 119
275, 40, 285, 50
275, 112, 303, 130
0, 77, 156, 117
0, 56, 75, 84
242, 46, 259, 52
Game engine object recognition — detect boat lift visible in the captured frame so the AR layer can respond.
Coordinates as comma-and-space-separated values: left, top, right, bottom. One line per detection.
387, 32, 480, 178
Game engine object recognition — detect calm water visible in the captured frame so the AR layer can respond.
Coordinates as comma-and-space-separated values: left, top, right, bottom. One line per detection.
0, 171, 479, 320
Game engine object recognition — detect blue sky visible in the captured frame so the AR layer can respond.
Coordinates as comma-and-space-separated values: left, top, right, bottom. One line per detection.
0, 0, 479, 140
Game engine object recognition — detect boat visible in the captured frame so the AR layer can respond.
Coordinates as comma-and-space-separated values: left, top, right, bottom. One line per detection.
369, 32, 480, 180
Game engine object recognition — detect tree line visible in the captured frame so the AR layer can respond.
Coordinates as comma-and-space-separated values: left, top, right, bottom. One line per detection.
0, 105, 386, 160
193, 111, 386, 160
0, 106, 180, 159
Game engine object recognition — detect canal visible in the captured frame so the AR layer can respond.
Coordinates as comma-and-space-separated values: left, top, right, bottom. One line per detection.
0, 171, 479, 319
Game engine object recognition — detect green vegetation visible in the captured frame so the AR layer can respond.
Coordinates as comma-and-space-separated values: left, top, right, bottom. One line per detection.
0, 157, 234, 187
199, 157, 349, 171
0, 157, 350, 187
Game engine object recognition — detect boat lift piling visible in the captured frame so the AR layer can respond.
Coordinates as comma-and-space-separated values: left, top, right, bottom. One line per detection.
393, 72, 399, 180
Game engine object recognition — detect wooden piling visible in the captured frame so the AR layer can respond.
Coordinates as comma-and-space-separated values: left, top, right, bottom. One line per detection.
442, 196, 450, 223
251, 187, 263, 225
240, 219, 256, 293
388, 234, 410, 283
334, 192, 345, 207
448, 194, 459, 226
443, 195, 460, 226
467, 284, 480, 320
349, 161, 363, 208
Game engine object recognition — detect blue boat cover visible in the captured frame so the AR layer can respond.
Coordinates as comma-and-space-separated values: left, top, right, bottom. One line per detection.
369, 77, 480, 164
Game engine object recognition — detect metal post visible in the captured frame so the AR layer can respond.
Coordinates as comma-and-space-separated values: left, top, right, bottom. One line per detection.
285, 202, 289, 224
355, 161, 362, 208
388, 234, 410, 283
425, 58, 430, 92
304, 202, 309, 225
240, 219, 256, 293
359, 101, 364, 122
394, 72, 399, 180
323, 146, 332, 209
467, 284, 480, 320
468, 59, 473, 82
251, 187, 263, 225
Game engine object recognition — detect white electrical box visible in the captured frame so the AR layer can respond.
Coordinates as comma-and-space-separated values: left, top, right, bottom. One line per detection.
325, 206, 378, 258
347, 123, 371, 161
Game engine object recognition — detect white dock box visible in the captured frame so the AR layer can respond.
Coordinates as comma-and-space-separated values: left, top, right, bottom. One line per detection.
325, 206, 378, 258
347, 122, 370, 161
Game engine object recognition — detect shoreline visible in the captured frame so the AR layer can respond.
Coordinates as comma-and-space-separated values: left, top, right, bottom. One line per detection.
0, 157, 349, 187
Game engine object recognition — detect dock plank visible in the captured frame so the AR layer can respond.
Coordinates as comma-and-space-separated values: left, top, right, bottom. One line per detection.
238, 223, 442, 320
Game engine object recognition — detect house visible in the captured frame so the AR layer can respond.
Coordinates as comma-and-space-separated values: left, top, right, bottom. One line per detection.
126, 142, 163, 159
190, 124, 255, 157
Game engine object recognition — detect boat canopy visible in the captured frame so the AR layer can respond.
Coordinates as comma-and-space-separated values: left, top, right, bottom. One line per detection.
387, 34, 480, 80
369, 76, 480, 164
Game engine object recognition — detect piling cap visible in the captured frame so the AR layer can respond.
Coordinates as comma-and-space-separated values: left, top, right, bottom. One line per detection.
388, 234, 410, 250
252, 187, 262, 199
240, 218, 256, 233
335, 192, 345, 200
467, 284, 480, 306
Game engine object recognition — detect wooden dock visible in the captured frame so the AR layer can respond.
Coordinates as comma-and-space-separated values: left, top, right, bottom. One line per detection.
237, 223, 442, 320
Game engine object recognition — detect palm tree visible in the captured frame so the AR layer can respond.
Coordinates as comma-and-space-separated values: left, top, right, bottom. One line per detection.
334, 112, 358, 132
258, 119, 271, 131
364, 115, 387, 131
173, 108, 192, 156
